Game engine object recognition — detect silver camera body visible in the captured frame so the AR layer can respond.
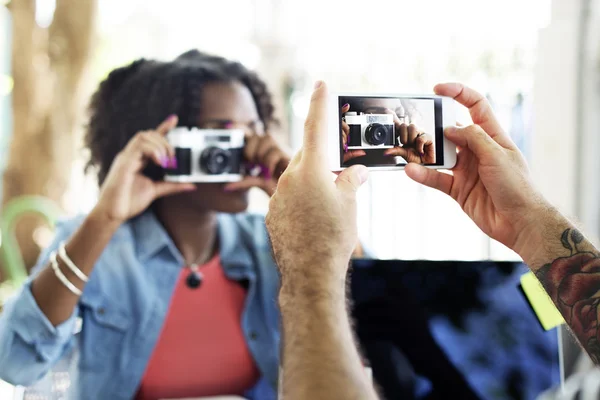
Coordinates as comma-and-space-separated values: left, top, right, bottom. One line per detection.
164, 128, 245, 183
345, 112, 395, 150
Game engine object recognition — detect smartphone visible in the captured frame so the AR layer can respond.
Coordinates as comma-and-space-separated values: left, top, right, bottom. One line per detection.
327, 93, 457, 171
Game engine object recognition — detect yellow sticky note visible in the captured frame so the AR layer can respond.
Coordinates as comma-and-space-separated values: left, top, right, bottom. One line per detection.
520, 272, 565, 330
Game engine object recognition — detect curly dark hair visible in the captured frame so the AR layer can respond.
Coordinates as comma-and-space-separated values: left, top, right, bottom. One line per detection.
85, 49, 277, 185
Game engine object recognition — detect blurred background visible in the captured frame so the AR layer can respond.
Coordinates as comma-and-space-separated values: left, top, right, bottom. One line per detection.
1, 0, 600, 398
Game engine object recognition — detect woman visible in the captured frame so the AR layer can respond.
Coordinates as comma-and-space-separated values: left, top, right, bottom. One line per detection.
0, 50, 289, 400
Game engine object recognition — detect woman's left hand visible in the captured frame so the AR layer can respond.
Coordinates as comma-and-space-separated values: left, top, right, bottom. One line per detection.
224, 133, 290, 196
384, 123, 436, 164
377, 108, 436, 164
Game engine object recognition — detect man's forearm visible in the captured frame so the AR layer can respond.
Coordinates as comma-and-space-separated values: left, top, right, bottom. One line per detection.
278, 269, 378, 400
516, 208, 600, 364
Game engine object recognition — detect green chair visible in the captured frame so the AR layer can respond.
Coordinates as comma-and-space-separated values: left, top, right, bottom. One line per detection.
0, 196, 71, 399
0, 195, 62, 287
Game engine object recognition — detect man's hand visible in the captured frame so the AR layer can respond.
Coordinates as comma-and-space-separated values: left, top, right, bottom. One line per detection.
266, 81, 377, 400
267, 83, 369, 286
404, 83, 549, 260
404, 82, 600, 365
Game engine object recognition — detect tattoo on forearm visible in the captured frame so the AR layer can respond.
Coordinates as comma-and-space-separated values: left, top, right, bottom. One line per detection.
535, 228, 600, 363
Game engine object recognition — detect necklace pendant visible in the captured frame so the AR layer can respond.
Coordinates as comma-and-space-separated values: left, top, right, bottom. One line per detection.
186, 270, 203, 289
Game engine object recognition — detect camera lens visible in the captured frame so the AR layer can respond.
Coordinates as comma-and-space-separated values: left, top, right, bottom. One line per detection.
365, 123, 389, 146
199, 146, 232, 175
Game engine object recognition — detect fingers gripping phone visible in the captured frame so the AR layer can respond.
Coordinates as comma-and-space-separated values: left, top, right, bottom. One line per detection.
327, 93, 457, 171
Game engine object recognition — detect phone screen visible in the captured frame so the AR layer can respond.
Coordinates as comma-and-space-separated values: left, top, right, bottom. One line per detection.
338, 96, 444, 168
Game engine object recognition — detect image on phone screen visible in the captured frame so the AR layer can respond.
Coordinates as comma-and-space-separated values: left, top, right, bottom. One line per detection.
339, 96, 444, 168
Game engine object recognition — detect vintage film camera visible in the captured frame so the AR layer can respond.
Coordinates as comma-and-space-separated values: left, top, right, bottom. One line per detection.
345, 112, 395, 149
164, 128, 245, 182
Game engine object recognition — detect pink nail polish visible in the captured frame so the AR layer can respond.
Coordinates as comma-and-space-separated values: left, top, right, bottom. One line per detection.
343, 103, 349, 108
161, 157, 169, 168
314, 80, 323, 89
344, 144, 348, 153
170, 157, 178, 169
168, 114, 177, 121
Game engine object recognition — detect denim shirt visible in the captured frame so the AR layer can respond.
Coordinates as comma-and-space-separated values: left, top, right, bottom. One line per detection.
0, 211, 281, 400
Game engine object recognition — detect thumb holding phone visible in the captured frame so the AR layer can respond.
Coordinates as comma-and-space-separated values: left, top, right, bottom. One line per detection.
405, 83, 544, 254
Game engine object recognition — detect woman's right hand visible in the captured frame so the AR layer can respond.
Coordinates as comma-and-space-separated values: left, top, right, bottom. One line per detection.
92, 115, 196, 223
341, 104, 367, 163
